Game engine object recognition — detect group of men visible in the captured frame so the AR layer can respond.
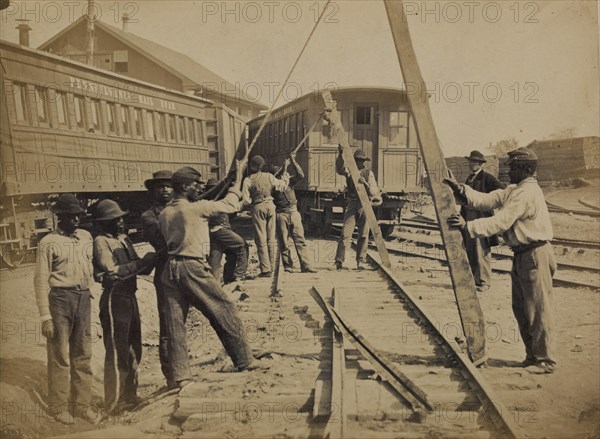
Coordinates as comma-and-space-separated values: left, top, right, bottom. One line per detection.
32, 143, 557, 424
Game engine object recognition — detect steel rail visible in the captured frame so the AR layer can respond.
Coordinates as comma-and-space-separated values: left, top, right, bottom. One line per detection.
364, 250, 528, 439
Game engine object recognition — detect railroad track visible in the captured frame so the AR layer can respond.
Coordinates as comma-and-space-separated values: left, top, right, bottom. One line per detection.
308, 252, 525, 438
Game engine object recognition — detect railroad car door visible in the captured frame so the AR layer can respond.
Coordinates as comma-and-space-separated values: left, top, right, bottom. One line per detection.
353, 104, 378, 175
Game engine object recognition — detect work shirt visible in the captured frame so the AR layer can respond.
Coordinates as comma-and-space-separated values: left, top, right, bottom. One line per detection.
463, 177, 553, 248
242, 172, 289, 206
34, 228, 94, 322
159, 188, 242, 258
335, 154, 381, 199
273, 162, 304, 212
93, 233, 143, 296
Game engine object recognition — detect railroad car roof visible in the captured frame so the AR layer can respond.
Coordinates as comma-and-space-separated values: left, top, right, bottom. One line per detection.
248, 86, 409, 125
0, 39, 214, 106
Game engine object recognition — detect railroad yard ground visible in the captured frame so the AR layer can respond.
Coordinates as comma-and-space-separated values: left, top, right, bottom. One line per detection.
1, 185, 599, 439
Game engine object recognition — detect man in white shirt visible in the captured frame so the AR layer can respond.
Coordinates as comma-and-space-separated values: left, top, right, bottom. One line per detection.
446, 147, 556, 374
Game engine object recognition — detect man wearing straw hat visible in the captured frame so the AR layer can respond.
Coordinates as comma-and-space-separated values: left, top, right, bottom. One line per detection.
205, 178, 250, 284
141, 170, 176, 389
461, 150, 504, 292
34, 194, 96, 424
92, 199, 156, 413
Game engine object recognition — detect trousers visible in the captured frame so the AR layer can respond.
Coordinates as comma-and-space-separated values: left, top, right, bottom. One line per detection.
161, 257, 253, 382
511, 243, 557, 364
465, 233, 492, 286
252, 201, 277, 274
46, 288, 93, 413
276, 210, 312, 270
335, 198, 370, 264
154, 261, 173, 387
208, 228, 249, 283
99, 292, 142, 409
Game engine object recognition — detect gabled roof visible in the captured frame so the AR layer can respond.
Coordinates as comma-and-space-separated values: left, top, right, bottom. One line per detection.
38, 17, 265, 109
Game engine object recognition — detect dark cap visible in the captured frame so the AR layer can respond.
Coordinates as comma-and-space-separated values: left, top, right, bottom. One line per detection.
249, 155, 265, 172
93, 199, 128, 221
354, 149, 370, 161
205, 178, 220, 188
506, 147, 538, 165
144, 170, 173, 190
465, 150, 486, 163
52, 194, 85, 215
172, 167, 203, 185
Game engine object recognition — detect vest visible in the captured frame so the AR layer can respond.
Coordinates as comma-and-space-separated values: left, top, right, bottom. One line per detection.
248, 172, 273, 204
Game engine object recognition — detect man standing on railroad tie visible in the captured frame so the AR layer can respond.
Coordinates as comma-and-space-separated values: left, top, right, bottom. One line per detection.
445, 147, 557, 374
270, 152, 317, 274
33, 194, 97, 424
141, 170, 176, 390
159, 165, 267, 390
461, 151, 505, 292
242, 155, 289, 277
335, 145, 381, 270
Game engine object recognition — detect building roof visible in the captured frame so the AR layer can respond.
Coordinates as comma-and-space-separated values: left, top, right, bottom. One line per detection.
38, 17, 265, 109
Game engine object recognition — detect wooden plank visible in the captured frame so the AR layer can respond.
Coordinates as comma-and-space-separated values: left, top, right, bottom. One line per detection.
321, 90, 391, 269
329, 288, 345, 439
383, 0, 486, 363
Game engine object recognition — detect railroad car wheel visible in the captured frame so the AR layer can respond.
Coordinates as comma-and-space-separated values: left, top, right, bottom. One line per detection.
0, 244, 25, 269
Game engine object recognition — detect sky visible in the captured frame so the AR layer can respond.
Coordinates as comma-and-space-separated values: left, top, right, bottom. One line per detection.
1, 0, 598, 156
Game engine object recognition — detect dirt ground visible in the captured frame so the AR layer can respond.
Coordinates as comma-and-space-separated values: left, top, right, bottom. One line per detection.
0, 213, 598, 439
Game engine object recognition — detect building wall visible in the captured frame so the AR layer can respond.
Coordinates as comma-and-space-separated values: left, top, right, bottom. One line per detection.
42, 24, 184, 91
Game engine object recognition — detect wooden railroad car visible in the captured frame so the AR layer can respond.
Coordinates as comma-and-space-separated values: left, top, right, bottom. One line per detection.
0, 40, 245, 267
248, 87, 426, 236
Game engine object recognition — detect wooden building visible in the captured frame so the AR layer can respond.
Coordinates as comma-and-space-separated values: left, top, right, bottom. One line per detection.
37, 17, 266, 119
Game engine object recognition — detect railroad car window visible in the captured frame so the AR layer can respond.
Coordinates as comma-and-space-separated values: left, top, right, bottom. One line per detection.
73, 95, 86, 130
195, 119, 203, 145
55, 91, 69, 128
121, 106, 131, 137
284, 117, 289, 151
146, 111, 155, 140
134, 108, 143, 137
356, 106, 372, 125
156, 113, 165, 140
106, 102, 117, 134
290, 114, 296, 149
167, 115, 176, 142
388, 111, 409, 147
178, 117, 187, 143
11, 82, 29, 123
90, 100, 101, 132
186, 118, 195, 144
34, 86, 50, 125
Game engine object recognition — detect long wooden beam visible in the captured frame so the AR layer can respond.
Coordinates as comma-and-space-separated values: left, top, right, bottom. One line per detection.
321, 90, 392, 269
383, 0, 486, 363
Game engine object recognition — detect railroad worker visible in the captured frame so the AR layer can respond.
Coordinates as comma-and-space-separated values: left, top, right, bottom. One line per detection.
335, 146, 381, 270
270, 153, 317, 273
159, 165, 265, 389
140, 170, 175, 389
461, 151, 505, 292
92, 199, 156, 412
241, 155, 289, 277
205, 178, 250, 284
445, 147, 557, 374
33, 194, 96, 425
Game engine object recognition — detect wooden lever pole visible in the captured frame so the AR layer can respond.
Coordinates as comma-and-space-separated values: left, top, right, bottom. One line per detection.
384, 0, 486, 363
322, 90, 391, 269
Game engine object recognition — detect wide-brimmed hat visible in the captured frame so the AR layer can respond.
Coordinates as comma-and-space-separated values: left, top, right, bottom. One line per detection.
172, 167, 203, 185
144, 170, 173, 190
249, 155, 265, 172
94, 199, 128, 222
52, 194, 85, 215
205, 178, 220, 188
506, 147, 538, 165
354, 149, 370, 161
465, 150, 486, 163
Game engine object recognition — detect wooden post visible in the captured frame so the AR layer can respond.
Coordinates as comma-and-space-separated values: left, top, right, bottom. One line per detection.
383, 0, 486, 363
321, 91, 391, 269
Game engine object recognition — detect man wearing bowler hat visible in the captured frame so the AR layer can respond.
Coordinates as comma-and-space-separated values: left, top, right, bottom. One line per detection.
335, 147, 381, 270
34, 194, 96, 424
159, 165, 266, 390
446, 147, 557, 374
141, 170, 175, 389
205, 178, 250, 284
461, 150, 505, 292
241, 155, 289, 277
92, 199, 156, 412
